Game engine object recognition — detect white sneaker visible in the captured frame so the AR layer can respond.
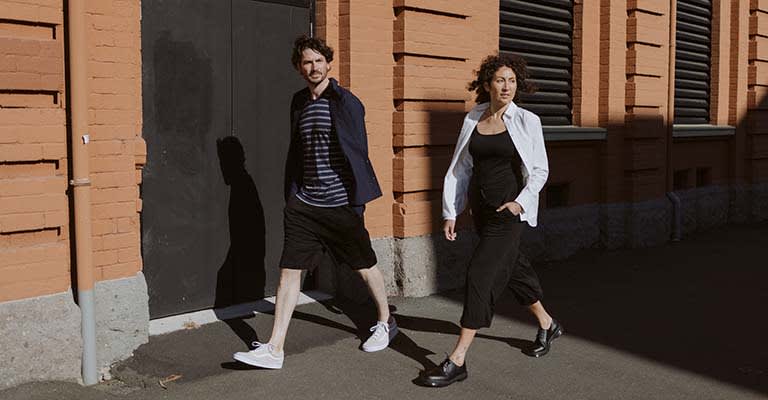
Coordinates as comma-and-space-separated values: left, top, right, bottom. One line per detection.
233, 342, 284, 369
362, 317, 398, 352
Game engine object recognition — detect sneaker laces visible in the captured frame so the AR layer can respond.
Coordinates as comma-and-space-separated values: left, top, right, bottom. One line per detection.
369, 321, 389, 340
250, 341, 281, 356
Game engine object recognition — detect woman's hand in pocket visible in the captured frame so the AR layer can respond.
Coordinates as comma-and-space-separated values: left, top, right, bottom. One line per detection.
496, 201, 523, 216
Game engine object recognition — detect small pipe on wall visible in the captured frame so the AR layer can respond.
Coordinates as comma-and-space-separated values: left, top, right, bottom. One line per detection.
66, 0, 98, 386
666, 0, 682, 241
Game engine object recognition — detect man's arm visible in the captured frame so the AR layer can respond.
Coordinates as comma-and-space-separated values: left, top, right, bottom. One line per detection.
284, 94, 302, 202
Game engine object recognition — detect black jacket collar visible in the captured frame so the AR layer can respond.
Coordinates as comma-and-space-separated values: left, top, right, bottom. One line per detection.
297, 77, 342, 102
325, 77, 342, 99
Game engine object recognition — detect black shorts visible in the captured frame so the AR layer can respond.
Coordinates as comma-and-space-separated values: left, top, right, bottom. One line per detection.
279, 196, 377, 271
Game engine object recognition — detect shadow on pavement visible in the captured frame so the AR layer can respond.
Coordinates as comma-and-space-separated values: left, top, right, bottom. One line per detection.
436, 223, 768, 395
273, 298, 442, 371
391, 312, 531, 353
113, 223, 767, 396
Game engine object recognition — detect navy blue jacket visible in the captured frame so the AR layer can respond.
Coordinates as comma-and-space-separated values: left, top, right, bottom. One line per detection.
284, 78, 383, 211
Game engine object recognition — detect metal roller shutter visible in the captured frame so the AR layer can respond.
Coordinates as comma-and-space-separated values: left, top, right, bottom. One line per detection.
674, 0, 712, 124
499, 0, 573, 126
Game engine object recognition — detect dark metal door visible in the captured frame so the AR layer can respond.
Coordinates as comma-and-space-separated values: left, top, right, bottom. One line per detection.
141, 0, 310, 318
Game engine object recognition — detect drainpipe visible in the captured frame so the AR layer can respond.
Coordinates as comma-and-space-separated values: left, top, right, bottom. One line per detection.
67, 0, 98, 385
666, 0, 681, 241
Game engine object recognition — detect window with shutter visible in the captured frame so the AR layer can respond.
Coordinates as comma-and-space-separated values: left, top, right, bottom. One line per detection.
499, 0, 573, 126
674, 0, 712, 124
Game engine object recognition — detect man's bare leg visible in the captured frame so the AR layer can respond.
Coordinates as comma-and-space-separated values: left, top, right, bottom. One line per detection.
232, 268, 301, 368
356, 265, 390, 322
267, 268, 303, 352
357, 265, 398, 352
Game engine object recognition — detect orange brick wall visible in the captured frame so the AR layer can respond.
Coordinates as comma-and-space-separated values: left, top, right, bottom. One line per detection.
346, 0, 394, 238
598, 0, 629, 204
319, 0, 768, 241
3, 0, 766, 304
710, 0, 731, 124
1, 1, 70, 302
749, 0, 768, 182
1, 0, 143, 303
317, 0, 497, 239
85, 0, 144, 282
625, 0, 669, 201
670, 0, 768, 192
392, 0, 497, 238
316, 0, 394, 238
573, 0, 600, 127
592, 0, 766, 205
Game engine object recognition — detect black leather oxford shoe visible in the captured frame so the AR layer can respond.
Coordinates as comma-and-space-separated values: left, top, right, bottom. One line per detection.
417, 358, 468, 387
523, 319, 564, 358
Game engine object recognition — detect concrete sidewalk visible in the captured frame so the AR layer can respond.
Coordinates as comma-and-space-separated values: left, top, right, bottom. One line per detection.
2, 223, 767, 400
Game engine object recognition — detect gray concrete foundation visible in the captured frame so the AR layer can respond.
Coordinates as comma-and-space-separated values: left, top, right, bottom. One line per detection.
527, 197, 672, 260
727, 184, 752, 224
372, 238, 398, 295
387, 183, 766, 297
0, 291, 82, 390
391, 197, 673, 297
673, 183, 768, 236
524, 203, 601, 261
752, 182, 768, 221
599, 198, 672, 250
394, 233, 477, 297
0, 272, 149, 389
675, 185, 730, 237
95, 272, 150, 379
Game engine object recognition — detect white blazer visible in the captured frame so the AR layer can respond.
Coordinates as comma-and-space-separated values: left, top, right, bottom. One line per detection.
442, 101, 549, 227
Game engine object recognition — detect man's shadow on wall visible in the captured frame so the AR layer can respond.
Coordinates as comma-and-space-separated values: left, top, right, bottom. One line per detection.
214, 136, 266, 348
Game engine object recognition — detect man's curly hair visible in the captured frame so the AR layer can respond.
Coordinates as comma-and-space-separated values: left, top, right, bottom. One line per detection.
468, 54, 535, 104
291, 35, 334, 68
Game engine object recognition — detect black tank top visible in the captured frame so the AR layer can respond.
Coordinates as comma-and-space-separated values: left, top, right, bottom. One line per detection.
468, 127, 524, 208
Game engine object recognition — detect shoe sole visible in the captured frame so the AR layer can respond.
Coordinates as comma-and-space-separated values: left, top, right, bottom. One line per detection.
524, 326, 564, 358
421, 372, 468, 388
233, 353, 283, 369
362, 326, 399, 353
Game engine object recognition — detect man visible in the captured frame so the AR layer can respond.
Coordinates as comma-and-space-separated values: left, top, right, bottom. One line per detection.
233, 35, 397, 369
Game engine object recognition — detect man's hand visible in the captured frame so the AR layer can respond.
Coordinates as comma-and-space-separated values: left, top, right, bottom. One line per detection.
443, 219, 457, 241
496, 201, 523, 216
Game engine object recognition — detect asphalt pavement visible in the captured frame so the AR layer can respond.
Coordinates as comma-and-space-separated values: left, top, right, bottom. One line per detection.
2, 223, 767, 400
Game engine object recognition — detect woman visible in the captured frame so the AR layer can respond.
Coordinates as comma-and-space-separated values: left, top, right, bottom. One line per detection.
418, 54, 563, 387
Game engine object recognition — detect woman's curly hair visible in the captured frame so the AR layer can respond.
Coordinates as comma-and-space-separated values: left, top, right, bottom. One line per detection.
468, 54, 535, 104
291, 35, 334, 68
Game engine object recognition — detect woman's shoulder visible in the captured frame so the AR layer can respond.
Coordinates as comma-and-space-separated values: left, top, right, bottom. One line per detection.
513, 107, 543, 136
515, 106, 542, 125
466, 102, 490, 121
